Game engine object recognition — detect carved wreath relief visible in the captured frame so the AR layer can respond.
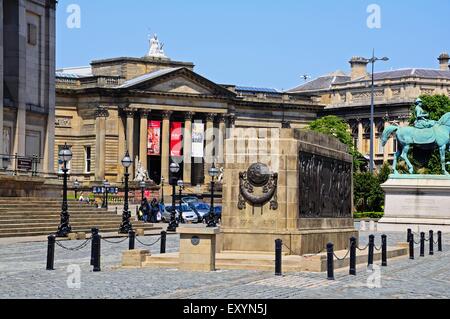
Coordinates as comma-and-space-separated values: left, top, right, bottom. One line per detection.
238, 163, 278, 210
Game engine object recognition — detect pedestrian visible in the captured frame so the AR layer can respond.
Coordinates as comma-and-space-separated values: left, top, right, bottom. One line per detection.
141, 198, 150, 223
150, 198, 160, 223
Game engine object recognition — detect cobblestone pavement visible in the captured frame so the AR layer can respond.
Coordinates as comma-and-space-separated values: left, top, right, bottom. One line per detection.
0, 229, 449, 299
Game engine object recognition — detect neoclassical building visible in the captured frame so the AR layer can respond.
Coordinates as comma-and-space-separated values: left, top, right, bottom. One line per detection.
55, 36, 320, 188
288, 53, 450, 167
1, 0, 56, 175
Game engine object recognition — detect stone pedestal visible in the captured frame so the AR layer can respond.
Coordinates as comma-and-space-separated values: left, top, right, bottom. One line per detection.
178, 225, 220, 272
379, 175, 450, 233
221, 129, 358, 256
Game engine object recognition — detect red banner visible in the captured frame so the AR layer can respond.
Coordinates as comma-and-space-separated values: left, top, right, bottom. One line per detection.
170, 122, 183, 157
148, 121, 161, 156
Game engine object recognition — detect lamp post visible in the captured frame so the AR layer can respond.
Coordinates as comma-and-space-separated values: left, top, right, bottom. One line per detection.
73, 179, 80, 201
102, 179, 110, 210
56, 143, 72, 237
367, 50, 389, 173
167, 162, 180, 232
160, 177, 165, 205
140, 180, 146, 201
177, 180, 184, 223
207, 163, 220, 228
119, 151, 133, 234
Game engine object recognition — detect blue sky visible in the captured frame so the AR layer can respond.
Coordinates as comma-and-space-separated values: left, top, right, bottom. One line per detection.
56, 0, 450, 90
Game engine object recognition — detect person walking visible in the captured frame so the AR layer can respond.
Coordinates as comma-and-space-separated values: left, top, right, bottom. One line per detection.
141, 198, 150, 223
150, 198, 160, 223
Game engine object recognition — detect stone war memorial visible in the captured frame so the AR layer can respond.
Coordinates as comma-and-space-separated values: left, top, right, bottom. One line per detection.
124, 128, 406, 272
379, 98, 450, 233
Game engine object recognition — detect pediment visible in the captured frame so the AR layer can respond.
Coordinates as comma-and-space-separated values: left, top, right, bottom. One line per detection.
119, 67, 235, 97
150, 76, 213, 95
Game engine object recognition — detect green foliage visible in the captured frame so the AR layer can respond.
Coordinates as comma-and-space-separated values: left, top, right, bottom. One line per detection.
353, 165, 390, 213
353, 212, 384, 219
308, 115, 364, 170
401, 95, 450, 174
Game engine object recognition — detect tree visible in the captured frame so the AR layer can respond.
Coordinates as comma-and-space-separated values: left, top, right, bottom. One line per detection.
308, 115, 364, 170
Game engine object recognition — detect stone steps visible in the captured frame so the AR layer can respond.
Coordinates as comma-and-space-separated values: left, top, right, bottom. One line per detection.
0, 196, 161, 238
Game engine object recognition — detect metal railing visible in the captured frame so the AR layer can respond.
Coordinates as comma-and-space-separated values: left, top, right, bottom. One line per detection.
0, 153, 43, 177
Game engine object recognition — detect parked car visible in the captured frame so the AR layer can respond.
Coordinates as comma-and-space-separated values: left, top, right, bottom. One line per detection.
214, 205, 222, 221
181, 196, 200, 205
189, 202, 211, 222
162, 204, 198, 224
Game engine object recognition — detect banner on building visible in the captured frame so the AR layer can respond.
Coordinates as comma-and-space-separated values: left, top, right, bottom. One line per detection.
170, 122, 183, 157
148, 121, 161, 156
191, 122, 205, 158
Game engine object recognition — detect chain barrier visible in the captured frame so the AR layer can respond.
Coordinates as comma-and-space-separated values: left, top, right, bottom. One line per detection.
135, 236, 161, 247
374, 245, 382, 251
356, 243, 369, 251
101, 237, 129, 244
333, 248, 350, 261
55, 238, 91, 251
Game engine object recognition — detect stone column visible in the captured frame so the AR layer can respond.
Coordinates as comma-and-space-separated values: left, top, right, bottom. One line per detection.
217, 114, 226, 166
357, 120, 363, 154
95, 107, 109, 181
139, 110, 150, 172
183, 112, 194, 185
12, 0, 27, 158
204, 113, 216, 184
0, 0, 4, 157
117, 114, 126, 182
42, 2, 56, 174
126, 109, 135, 176
161, 111, 172, 183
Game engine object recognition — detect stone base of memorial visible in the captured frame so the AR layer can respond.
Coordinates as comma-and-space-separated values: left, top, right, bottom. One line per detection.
378, 175, 450, 233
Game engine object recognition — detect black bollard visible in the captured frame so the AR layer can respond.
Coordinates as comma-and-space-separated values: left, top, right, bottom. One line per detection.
46, 235, 56, 270
160, 231, 167, 254
90, 228, 98, 266
326, 243, 334, 280
438, 231, 443, 252
92, 231, 101, 272
420, 232, 425, 257
381, 235, 387, 267
349, 237, 356, 275
409, 233, 415, 260
407, 229, 412, 243
429, 230, 434, 256
275, 239, 282, 276
368, 235, 375, 270
129, 230, 136, 250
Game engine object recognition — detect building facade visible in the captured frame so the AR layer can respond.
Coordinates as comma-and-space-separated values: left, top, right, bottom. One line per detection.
288, 53, 450, 167
55, 37, 321, 188
1, 0, 56, 174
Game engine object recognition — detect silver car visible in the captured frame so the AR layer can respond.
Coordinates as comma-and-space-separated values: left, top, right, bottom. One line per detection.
162, 204, 198, 224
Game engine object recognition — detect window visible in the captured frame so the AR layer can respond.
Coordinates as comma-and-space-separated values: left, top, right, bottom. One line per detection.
25, 130, 41, 158
2, 127, 11, 155
84, 146, 91, 173
27, 23, 37, 46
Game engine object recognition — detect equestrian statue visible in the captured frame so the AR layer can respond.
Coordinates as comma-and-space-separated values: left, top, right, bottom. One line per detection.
382, 98, 450, 175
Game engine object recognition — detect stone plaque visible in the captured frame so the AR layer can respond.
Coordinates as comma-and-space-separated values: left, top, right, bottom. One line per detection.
191, 236, 200, 246
299, 152, 352, 218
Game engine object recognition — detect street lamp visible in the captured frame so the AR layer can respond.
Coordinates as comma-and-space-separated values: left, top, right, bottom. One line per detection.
73, 179, 80, 201
177, 180, 184, 223
207, 163, 220, 228
56, 143, 72, 237
167, 162, 180, 232
119, 151, 133, 234
366, 50, 389, 173
160, 177, 165, 205
140, 180, 146, 201
102, 180, 110, 209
